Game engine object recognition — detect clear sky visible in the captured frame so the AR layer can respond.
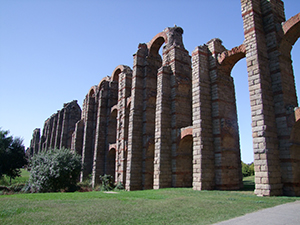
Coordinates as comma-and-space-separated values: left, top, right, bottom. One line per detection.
0, 0, 299, 164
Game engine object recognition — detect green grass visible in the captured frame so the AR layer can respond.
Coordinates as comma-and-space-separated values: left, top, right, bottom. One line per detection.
242, 175, 255, 191
0, 187, 299, 225
0, 169, 30, 186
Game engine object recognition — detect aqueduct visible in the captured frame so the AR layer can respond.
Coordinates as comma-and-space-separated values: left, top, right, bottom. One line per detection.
29, 0, 300, 196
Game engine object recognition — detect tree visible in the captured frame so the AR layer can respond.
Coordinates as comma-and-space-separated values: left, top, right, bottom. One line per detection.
28, 148, 82, 192
241, 161, 255, 177
0, 129, 27, 183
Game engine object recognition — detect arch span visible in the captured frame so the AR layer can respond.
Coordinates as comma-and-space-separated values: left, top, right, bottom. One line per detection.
88, 86, 97, 97
111, 65, 130, 82
281, 13, 300, 51
218, 44, 246, 74
147, 31, 168, 56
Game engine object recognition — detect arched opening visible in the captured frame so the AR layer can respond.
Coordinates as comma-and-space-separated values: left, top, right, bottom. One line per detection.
217, 45, 246, 189
107, 108, 117, 145
107, 147, 116, 179
144, 142, 154, 189
231, 58, 253, 165
280, 13, 300, 195
175, 135, 193, 187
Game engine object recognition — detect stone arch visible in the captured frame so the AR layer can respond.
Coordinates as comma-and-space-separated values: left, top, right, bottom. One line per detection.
88, 86, 97, 98
218, 44, 246, 74
111, 65, 128, 82
175, 135, 193, 187
281, 13, 300, 53
147, 32, 168, 56
97, 76, 110, 90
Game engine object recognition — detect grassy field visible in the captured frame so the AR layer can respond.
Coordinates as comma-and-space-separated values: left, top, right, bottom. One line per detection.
1, 177, 299, 225
0, 169, 30, 186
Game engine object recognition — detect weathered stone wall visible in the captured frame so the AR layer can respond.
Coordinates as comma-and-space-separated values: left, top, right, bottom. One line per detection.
29, 100, 81, 155
29, 0, 300, 196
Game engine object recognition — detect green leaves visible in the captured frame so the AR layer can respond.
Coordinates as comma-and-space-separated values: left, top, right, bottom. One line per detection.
0, 129, 27, 182
28, 148, 82, 193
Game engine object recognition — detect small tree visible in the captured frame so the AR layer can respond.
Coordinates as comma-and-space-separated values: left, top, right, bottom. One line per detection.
241, 161, 255, 177
28, 148, 82, 192
0, 129, 27, 183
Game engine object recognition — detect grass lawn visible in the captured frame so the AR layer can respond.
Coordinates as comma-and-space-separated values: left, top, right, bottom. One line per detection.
1, 182, 299, 224
0, 169, 30, 186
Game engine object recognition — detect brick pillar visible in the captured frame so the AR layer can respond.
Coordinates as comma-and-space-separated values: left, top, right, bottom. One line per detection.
241, 0, 282, 196
30, 128, 40, 155
207, 39, 243, 190
55, 109, 64, 149
71, 119, 84, 156
92, 82, 109, 187
153, 65, 172, 189
50, 113, 58, 149
126, 44, 148, 190
192, 45, 215, 190
80, 93, 98, 182
115, 67, 132, 187
60, 101, 81, 149
45, 116, 54, 150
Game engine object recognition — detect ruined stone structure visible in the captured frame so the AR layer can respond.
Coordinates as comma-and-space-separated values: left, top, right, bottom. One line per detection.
28, 100, 81, 154
29, 0, 300, 196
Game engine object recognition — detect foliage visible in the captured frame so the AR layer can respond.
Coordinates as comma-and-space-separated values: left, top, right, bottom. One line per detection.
99, 174, 115, 191
0, 129, 27, 183
28, 148, 82, 193
242, 161, 255, 177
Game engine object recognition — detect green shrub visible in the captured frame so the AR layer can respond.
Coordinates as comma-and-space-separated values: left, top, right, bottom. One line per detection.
99, 174, 115, 191
242, 161, 255, 177
28, 148, 82, 193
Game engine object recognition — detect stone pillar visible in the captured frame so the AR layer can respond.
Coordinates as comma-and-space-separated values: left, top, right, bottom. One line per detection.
126, 44, 148, 190
92, 82, 109, 187
50, 113, 58, 149
192, 45, 215, 190
115, 67, 132, 187
80, 92, 98, 182
60, 100, 81, 149
153, 65, 172, 189
241, 0, 282, 196
29, 128, 41, 155
55, 109, 64, 149
71, 119, 84, 156
207, 39, 243, 190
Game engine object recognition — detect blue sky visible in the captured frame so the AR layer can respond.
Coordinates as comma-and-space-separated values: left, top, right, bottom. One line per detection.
0, 0, 299, 163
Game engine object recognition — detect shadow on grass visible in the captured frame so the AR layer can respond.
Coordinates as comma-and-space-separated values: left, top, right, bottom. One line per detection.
241, 176, 255, 191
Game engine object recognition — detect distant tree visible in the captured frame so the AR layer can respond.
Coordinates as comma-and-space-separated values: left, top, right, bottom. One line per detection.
241, 161, 255, 177
28, 148, 82, 192
0, 129, 27, 183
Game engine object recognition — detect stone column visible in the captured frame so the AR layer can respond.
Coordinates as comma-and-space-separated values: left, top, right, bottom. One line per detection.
115, 67, 132, 187
126, 44, 148, 190
192, 45, 215, 190
241, 0, 282, 196
153, 65, 172, 189
92, 83, 109, 187
80, 93, 98, 182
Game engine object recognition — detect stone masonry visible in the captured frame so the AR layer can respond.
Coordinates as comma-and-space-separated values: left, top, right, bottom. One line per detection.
29, 0, 300, 196
29, 100, 81, 154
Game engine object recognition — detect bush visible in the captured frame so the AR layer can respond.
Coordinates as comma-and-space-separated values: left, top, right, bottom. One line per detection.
242, 161, 255, 177
28, 148, 82, 193
99, 174, 115, 191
